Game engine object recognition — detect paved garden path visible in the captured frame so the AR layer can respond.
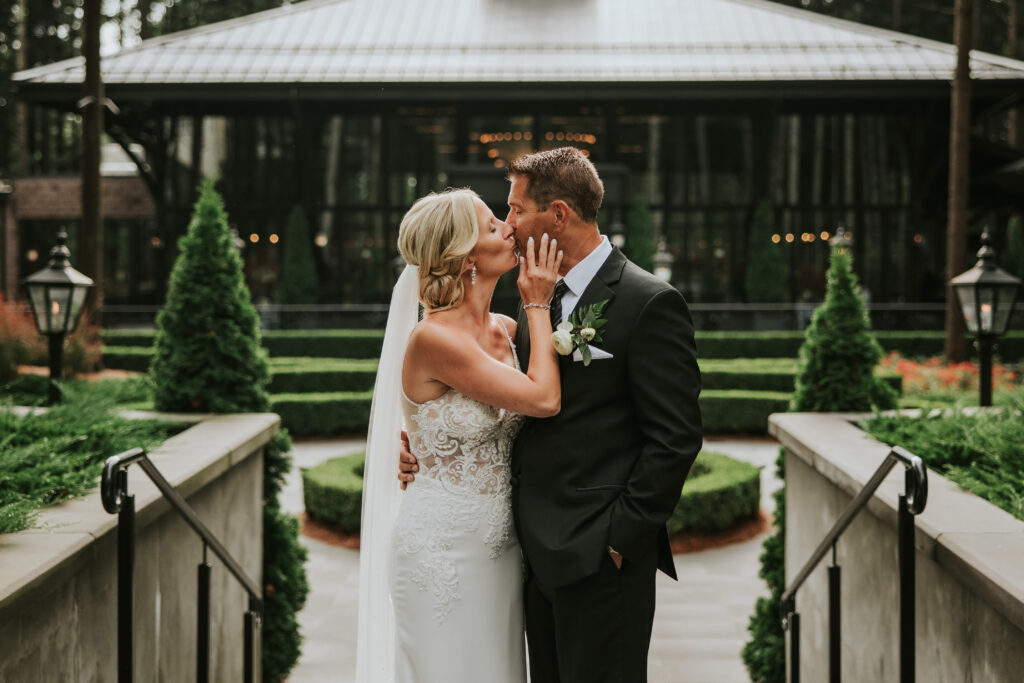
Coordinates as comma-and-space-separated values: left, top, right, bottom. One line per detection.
281, 437, 781, 683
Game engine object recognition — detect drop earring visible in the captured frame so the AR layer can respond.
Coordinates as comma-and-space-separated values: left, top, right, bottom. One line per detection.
471, 264, 477, 286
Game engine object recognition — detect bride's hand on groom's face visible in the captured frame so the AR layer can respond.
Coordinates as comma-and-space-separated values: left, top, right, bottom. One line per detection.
398, 430, 419, 490
517, 233, 563, 308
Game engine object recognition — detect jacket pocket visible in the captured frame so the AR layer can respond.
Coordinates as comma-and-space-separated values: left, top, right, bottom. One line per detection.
575, 484, 627, 493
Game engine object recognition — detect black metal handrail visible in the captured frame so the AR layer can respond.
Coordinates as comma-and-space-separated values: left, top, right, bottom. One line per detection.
780, 446, 928, 683
101, 447, 262, 683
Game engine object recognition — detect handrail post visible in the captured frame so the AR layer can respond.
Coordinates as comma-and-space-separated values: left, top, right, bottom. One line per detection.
898, 477, 915, 683
117, 469, 134, 683
828, 544, 841, 683
790, 608, 800, 683
197, 544, 211, 683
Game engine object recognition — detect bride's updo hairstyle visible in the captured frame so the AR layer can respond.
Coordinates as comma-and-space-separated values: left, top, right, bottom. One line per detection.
397, 188, 480, 311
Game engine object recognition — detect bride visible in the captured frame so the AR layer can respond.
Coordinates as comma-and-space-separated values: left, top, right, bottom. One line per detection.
356, 188, 563, 682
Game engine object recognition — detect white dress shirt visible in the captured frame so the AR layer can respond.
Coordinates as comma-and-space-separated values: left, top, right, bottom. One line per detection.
555, 236, 613, 323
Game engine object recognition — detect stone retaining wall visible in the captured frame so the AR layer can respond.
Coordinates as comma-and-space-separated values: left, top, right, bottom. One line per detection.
771, 412, 1024, 683
0, 412, 279, 682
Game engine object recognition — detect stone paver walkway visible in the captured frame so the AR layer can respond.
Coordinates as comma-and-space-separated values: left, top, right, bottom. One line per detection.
282, 437, 781, 683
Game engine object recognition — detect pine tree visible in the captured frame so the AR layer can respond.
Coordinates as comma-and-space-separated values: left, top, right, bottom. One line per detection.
278, 205, 318, 305
744, 201, 788, 303
150, 179, 270, 412
150, 180, 306, 682
625, 195, 656, 273
791, 243, 898, 412
1006, 214, 1024, 280
744, 241, 896, 683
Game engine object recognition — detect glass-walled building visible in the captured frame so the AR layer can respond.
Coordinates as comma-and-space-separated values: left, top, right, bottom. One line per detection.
11, 0, 1024, 318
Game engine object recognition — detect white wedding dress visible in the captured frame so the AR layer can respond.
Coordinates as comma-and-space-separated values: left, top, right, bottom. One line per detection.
390, 324, 526, 683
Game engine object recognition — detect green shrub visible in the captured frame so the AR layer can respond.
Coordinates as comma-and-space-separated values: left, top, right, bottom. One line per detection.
0, 295, 44, 384
148, 180, 303, 683
792, 244, 898, 412
700, 390, 791, 434
150, 179, 271, 413
625, 195, 656, 272
271, 391, 373, 436
744, 201, 788, 303
743, 448, 786, 683
0, 388, 178, 534
268, 358, 377, 394
302, 452, 365, 533
667, 451, 760, 535
304, 451, 756, 538
102, 346, 155, 372
746, 244, 895, 683
262, 431, 309, 683
278, 206, 319, 305
262, 330, 384, 358
862, 403, 1024, 520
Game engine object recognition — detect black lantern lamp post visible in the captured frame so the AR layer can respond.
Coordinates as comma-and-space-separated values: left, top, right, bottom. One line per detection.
608, 212, 627, 250
23, 231, 94, 404
950, 232, 1021, 407
653, 237, 674, 282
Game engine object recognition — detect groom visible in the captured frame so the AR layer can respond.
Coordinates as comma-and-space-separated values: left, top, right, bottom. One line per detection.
402, 147, 702, 682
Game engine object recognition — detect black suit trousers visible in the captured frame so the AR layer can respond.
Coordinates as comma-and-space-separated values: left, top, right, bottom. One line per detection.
524, 549, 658, 683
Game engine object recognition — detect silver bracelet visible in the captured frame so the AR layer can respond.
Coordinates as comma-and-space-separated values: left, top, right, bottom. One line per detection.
523, 303, 552, 310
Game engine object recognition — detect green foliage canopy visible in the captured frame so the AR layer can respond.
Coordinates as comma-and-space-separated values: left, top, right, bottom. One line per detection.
150, 179, 271, 413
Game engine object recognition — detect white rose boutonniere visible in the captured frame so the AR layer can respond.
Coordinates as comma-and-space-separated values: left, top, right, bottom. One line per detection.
549, 299, 610, 366
551, 323, 575, 356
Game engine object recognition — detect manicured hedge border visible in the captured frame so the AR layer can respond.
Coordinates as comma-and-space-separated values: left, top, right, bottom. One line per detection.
302, 451, 365, 533
700, 390, 792, 434
270, 392, 373, 436
302, 450, 759, 537
101, 346, 154, 373
103, 329, 385, 359
106, 329, 1024, 363
667, 451, 761, 535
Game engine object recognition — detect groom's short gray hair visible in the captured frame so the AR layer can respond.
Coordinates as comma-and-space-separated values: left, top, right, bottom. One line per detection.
508, 147, 604, 224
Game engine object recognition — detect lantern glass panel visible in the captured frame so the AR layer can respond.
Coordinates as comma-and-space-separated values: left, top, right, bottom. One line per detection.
955, 285, 979, 334
993, 283, 1019, 336
27, 284, 48, 333
977, 286, 996, 334
68, 285, 89, 333
47, 285, 74, 334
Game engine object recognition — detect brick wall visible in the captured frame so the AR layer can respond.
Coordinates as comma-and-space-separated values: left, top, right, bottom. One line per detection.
11, 176, 155, 220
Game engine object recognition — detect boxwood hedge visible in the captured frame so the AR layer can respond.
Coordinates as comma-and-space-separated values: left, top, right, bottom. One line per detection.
302, 450, 760, 537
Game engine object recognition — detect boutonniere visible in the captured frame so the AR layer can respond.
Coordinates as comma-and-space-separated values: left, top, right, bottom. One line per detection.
550, 299, 610, 366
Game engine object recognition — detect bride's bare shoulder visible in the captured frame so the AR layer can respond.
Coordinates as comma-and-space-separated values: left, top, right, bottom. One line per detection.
407, 317, 473, 359
493, 314, 517, 338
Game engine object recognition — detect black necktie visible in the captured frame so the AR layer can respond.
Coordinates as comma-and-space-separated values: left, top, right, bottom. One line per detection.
550, 280, 570, 328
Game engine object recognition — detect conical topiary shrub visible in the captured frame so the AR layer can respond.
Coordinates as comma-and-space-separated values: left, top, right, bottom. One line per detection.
150, 180, 307, 683
626, 195, 656, 273
150, 179, 270, 413
278, 205, 319, 305
791, 242, 898, 412
744, 241, 896, 683
744, 201, 788, 304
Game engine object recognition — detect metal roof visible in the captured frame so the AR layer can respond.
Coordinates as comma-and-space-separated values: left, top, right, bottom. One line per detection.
13, 0, 1024, 94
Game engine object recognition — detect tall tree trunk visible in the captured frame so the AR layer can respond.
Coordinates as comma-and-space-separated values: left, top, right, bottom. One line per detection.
15, 0, 28, 176
1009, 0, 1021, 149
946, 0, 973, 362
81, 0, 104, 325
139, 0, 152, 40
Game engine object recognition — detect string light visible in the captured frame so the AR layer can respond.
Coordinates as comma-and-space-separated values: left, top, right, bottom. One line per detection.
771, 234, 781, 244
249, 233, 260, 243
269, 234, 280, 244
785, 234, 795, 243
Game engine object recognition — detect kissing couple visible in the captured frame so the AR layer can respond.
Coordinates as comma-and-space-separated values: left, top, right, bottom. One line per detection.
356, 147, 702, 682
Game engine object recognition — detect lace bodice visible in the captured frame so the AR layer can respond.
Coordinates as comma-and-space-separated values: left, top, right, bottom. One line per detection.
393, 319, 525, 622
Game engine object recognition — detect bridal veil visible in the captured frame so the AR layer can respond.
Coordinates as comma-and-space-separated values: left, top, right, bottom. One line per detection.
356, 264, 419, 683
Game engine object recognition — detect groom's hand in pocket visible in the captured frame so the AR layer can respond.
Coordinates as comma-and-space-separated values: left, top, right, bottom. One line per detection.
398, 430, 419, 490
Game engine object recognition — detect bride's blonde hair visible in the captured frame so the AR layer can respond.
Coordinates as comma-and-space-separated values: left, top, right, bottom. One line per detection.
397, 189, 480, 312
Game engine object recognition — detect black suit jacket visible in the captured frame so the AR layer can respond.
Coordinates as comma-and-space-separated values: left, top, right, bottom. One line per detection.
512, 247, 702, 588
